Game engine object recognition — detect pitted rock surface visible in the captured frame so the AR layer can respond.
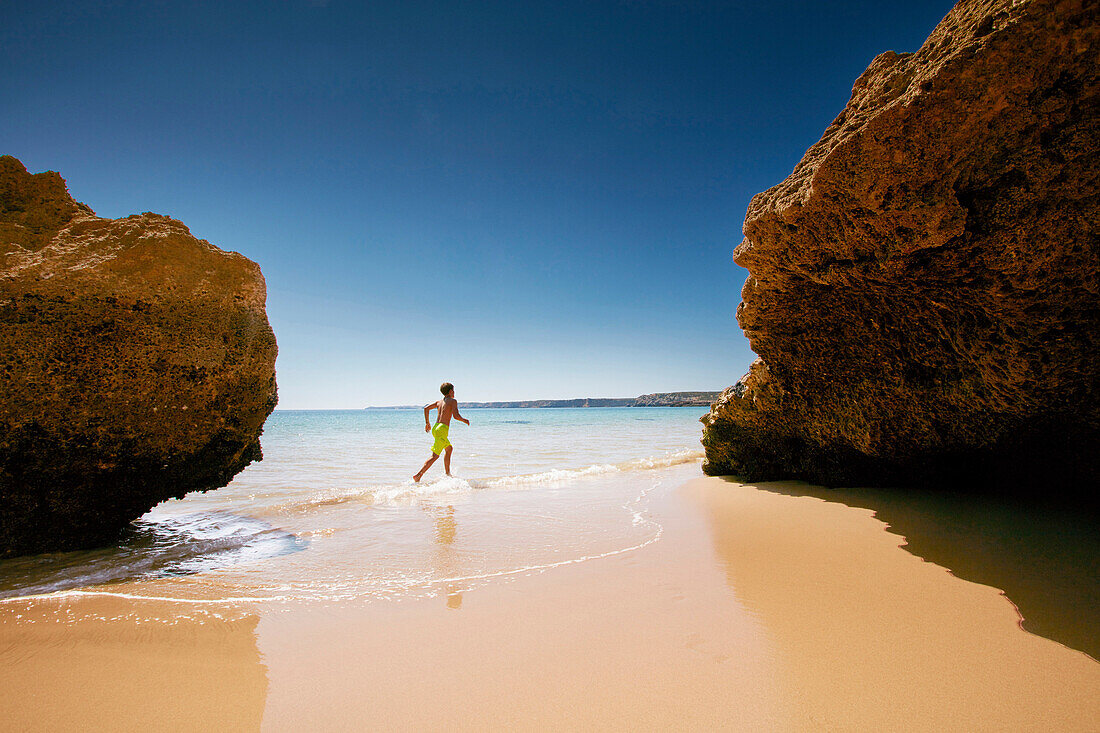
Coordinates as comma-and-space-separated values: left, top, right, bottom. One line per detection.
1, 156, 277, 556
702, 0, 1099, 493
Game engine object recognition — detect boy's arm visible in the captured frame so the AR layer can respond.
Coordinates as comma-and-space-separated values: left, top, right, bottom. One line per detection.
453, 403, 470, 425
423, 403, 436, 432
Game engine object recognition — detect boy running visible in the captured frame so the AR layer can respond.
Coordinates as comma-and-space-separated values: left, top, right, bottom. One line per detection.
413, 382, 470, 482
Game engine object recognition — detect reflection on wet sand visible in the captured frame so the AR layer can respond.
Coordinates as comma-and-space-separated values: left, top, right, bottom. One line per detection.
252, 474, 789, 730
687, 476, 1100, 731
0, 596, 267, 731
427, 505, 463, 609
748, 479, 1100, 660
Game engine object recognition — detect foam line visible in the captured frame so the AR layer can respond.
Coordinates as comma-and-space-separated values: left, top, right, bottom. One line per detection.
265, 449, 703, 514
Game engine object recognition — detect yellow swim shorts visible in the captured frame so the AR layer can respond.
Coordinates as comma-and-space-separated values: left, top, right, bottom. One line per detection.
430, 422, 451, 455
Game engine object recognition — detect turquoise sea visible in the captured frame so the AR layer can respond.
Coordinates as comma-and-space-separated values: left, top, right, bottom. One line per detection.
0, 407, 708, 606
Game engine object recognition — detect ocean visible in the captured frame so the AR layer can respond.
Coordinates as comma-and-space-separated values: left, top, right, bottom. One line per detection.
0, 407, 708, 606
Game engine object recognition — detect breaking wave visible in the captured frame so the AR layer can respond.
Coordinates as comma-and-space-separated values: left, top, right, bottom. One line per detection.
0, 513, 303, 600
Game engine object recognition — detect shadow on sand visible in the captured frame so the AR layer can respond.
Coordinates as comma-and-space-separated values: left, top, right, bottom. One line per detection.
727, 477, 1100, 661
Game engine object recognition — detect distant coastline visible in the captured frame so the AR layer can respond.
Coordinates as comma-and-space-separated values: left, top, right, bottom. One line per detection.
364, 391, 721, 410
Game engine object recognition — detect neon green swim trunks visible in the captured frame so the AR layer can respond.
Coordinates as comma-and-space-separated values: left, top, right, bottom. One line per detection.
430, 422, 451, 455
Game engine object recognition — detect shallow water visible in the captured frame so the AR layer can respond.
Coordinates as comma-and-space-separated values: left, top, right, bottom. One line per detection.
0, 407, 707, 606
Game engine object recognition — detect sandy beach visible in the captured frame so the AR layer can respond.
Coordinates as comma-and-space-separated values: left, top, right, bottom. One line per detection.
4, 0, 1098, 729
2, 472, 1097, 731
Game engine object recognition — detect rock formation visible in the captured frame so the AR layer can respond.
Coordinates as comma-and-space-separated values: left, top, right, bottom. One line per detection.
702, 0, 1099, 494
631, 392, 721, 407
1, 156, 278, 556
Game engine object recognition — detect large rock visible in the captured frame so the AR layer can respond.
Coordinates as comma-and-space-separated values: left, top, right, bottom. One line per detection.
0, 156, 278, 556
702, 0, 1099, 493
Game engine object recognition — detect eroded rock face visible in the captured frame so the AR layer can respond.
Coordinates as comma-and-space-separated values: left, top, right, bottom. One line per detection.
702, 0, 1099, 492
1, 156, 278, 556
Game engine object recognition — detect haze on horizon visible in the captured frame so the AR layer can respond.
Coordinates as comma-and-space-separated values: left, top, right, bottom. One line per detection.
2, 0, 954, 408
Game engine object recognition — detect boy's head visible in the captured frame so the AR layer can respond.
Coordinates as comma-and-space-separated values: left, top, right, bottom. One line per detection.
440, 382, 454, 397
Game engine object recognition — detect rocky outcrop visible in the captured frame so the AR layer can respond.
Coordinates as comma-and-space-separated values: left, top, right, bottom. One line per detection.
631, 392, 721, 407
1, 156, 278, 556
702, 0, 1099, 493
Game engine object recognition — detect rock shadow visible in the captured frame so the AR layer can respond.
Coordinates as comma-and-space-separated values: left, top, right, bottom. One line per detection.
725, 477, 1100, 661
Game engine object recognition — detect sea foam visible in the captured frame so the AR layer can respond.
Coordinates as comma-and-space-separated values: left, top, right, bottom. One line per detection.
263, 449, 703, 514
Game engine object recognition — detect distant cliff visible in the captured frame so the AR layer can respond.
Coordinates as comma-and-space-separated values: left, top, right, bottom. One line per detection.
367, 391, 721, 409
702, 0, 1100, 494
0, 156, 278, 557
631, 392, 722, 407
465, 398, 635, 408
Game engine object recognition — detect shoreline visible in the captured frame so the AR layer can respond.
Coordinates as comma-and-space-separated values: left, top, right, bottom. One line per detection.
2, 473, 1097, 730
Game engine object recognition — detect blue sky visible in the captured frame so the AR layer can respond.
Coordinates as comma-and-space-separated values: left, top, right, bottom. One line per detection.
3, 0, 954, 408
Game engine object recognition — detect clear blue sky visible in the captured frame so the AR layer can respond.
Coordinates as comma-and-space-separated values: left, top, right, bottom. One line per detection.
3, 0, 953, 408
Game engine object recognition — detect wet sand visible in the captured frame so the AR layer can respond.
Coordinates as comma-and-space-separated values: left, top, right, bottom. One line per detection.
0, 599, 266, 731
2, 475, 1097, 730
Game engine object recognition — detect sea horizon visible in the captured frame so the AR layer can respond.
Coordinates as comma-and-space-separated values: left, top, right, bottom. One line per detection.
345, 389, 725, 411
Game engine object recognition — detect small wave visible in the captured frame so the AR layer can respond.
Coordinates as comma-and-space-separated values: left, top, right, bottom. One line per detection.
477, 450, 700, 487
267, 476, 475, 514
264, 449, 704, 515
0, 513, 303, 601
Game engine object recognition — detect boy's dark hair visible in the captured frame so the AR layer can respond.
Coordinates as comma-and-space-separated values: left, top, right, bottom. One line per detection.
440, 382, 454, 396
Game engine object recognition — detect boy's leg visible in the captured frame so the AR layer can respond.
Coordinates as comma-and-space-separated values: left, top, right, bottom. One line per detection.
443, 445, 453, 476
414, 452, 439, 482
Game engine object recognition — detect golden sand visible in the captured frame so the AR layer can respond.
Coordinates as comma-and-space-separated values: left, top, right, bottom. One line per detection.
0, 598, 266, 732
1, 476, 1097, 731
685, 477, 1100, 731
